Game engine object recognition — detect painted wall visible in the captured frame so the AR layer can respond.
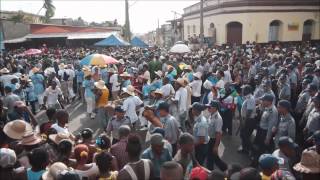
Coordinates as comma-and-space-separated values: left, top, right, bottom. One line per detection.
184, 11, 320, 44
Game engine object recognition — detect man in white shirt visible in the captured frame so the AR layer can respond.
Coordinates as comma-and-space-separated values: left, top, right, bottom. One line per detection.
122, 85, 143, 129
58, 63, 69, 103
172, 78, 188, 132
43, 81, 63, 109
189, 72, 202, 104
109, 68, 120, 100
223, 65, 232, 83
160, 77, 175, 98
66, 64, 76, 101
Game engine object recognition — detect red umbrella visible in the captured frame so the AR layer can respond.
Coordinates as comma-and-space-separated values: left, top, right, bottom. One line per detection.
23, 49, 42, 56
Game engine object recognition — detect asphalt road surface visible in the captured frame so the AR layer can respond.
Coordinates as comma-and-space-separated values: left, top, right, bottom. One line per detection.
35, 100, 251, 167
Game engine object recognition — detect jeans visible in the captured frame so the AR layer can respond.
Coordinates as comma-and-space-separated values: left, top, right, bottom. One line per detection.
195, 143, 208, 166
207, 138, 228, 171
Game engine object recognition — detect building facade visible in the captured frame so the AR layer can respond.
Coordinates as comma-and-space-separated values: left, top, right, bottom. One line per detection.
183, 0, 320, 45
0, 10, 44, 24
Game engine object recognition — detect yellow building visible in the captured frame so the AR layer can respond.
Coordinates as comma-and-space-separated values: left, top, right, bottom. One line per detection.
183, 0, 320, 45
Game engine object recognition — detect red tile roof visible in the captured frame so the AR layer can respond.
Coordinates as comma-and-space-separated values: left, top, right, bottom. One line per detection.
30, 24, 120, 34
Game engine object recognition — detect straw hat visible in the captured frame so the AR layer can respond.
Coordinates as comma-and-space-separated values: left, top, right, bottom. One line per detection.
155, 70, 163, 78
19, 132, 42, 146
31, 67, 40, 73
293, 149, 320, 173
0, 148, 17, 168
153, 89, 163, 96
3, 120, 33, 140
49, 132, 72, 145
175, 78, 186, 86
59, 63, 66, 69
42, 162, 71, 180
107, 68, 117, 73
120, 72, 131, 77
94, 80, 107, 90
0, 68, 10, 74
122, 85, 135, 96
193, 72, 202, 79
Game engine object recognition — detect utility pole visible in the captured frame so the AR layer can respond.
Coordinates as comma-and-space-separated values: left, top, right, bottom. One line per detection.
200, 0, 204, 47
124, 0, 131, 42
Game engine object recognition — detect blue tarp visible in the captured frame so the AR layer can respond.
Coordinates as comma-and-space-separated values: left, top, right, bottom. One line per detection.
131, 37, 148, 48
94, 34, 130, 46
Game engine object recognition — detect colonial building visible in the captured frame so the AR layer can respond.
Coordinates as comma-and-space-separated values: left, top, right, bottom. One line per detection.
183, 0, 320, 45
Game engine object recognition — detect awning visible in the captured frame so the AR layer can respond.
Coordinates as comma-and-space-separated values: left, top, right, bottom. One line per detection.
3, 37, 27, 43
67, 32, 116, 39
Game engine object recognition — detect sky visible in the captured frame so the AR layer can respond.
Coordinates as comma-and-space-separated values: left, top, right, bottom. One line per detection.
1, 0, 198, 34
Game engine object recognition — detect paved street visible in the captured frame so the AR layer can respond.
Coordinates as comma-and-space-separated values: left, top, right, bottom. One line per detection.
35, 100, 251, 167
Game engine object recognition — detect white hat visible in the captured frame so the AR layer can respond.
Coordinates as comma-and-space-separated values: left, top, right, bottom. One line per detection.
175, 78, 186, 86
0, 68, 10, 74
94, 80, 107, 90
42, 162, 72, 180
160, 56, 165, 60
49, 132, 73, 145
122, 85, 135, 96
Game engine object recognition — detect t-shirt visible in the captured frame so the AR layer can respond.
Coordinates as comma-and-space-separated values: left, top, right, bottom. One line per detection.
109, 74, 120, 92
174, 87, 188, 113
3, 93, 21, 113
122, 96, 143, 123
160, 84, 175, 97
189, 80, 202, 97
96, 89, 109, 108
83, 80, 95, 98
43, 86, 62, 106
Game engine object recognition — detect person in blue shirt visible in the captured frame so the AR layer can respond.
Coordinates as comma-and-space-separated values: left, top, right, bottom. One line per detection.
100, 65, 109, 84
27, 147, 49, 180
120, 72, 132, 88
30, 68, 45, 109
141, 133, 172, 179
22, 78, 37, 114
191, 102, 209, 166
82, 74, 96, 119
151, 71, 163, 91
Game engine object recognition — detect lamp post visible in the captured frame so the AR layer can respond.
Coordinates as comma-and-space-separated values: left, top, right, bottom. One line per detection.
124, 0, 131, 42
200, 0, 204, 47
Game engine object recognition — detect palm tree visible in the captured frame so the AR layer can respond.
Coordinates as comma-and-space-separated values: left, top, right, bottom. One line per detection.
37, 0, 55, 22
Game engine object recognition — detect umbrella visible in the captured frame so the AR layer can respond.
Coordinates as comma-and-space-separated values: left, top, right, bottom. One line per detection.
23, 49, 42, 56
169, 44, 191, 54
80, 54, 119, 66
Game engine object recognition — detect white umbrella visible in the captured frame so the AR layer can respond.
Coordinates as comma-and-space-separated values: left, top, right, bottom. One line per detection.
169, 44, 191, 54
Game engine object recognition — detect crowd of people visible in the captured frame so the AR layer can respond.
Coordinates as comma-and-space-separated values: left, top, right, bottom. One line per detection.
0, 41, 320, 180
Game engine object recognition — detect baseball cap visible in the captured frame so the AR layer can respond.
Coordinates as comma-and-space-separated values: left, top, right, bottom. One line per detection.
277, 100, 291, 111
115, 106, 125, 113
278, 136, 298, 149
150, 133, 165, 145
259, 154, 282, 170
261, 94, 274, 102
189, 167, 208, 180
206, 100, 220, 109
192, 102, 206, 112
0, 148, 16, 168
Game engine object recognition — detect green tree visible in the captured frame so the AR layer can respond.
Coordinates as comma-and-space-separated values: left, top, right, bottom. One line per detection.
8, 13, 25, 23
37, 0, 55, 22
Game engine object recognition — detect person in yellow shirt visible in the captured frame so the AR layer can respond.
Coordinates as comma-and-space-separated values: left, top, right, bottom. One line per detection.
94, 80, 109, 128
